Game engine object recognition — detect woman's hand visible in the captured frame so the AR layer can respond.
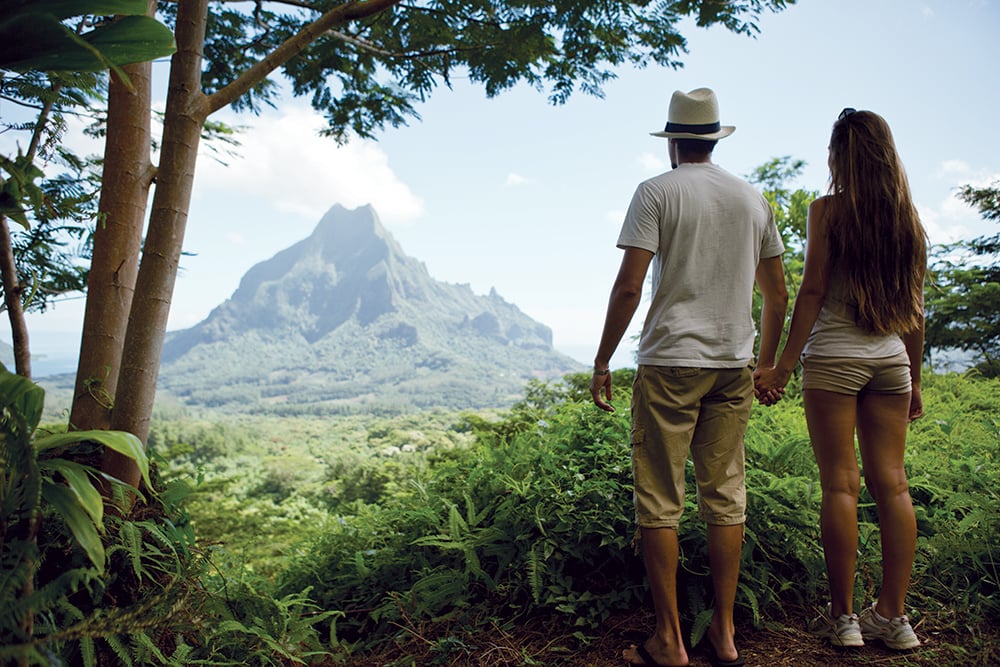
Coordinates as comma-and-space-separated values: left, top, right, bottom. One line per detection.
908, 383, 924, 422
753, 365, 791, 406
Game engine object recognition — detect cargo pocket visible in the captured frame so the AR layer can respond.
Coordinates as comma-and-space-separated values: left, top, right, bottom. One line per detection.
630, 425, 644, 448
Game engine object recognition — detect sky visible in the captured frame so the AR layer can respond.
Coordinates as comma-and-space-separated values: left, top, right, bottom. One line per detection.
6, 0, 1000, 376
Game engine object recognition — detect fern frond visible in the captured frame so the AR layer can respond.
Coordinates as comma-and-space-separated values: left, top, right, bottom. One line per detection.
527, 543, 543, 605
103, 634, 134, 667
79, 635, 95, 667
689, 608, 713, 648
737, 581, 761, 625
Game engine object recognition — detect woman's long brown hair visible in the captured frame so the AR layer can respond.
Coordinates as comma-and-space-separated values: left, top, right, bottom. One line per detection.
826, 110, 927, 335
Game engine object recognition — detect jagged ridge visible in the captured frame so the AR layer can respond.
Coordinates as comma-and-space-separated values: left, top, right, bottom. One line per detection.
159, 204, 582, 412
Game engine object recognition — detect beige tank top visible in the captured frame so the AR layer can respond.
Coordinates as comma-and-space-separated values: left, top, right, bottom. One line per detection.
801, 272, 905, 359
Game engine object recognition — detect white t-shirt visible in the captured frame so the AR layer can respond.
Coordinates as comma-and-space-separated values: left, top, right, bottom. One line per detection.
617, 162, 785, 367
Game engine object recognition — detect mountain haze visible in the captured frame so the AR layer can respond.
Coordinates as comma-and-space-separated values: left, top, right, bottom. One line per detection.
159, 204, 582, 412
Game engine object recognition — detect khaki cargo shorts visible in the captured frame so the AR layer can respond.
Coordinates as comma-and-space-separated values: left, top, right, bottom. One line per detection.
630, 364, 753, 528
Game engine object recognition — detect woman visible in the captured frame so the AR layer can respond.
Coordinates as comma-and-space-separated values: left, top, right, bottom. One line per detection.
754, 108, 925, 650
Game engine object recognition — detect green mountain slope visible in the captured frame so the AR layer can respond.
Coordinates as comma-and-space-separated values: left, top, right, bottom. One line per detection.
158, 204, 582, 412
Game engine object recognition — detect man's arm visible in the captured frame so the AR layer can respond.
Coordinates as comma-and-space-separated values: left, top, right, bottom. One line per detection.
753, 254, 789, 405
754, 255, 788, 369
591, 246, 654, 412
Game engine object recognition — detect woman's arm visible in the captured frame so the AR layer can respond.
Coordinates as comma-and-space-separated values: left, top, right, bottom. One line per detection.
902, 293, 925, 421
755, 197, 833, 391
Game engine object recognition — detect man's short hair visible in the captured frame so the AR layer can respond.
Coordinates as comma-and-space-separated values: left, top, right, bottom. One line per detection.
675, 138, 717, 156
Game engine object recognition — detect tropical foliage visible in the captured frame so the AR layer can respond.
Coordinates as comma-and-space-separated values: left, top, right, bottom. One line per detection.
926, 180, 1000, 376
5, 365, 999, 665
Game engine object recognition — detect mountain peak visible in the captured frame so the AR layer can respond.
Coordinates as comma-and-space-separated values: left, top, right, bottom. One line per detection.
309, 204, 398, 254
160, 204, 582, 411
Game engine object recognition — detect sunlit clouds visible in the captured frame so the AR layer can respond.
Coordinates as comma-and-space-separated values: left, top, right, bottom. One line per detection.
195, 105, 424, 227
639, 152, 667, 173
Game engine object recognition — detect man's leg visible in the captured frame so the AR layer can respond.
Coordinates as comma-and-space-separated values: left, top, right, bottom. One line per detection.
691, 366, 752, 662
706, 523, 743, 663
626, 366, 705, 666
623, 526, 689, 666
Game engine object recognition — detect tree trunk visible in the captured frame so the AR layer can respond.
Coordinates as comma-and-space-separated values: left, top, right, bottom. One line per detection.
69, 60, 154, 435
0, 215, 30, 378
106, 0, 211, 488
97, 0, 405, 488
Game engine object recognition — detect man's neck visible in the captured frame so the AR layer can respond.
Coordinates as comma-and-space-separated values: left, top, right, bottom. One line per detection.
676, 156, 712, 165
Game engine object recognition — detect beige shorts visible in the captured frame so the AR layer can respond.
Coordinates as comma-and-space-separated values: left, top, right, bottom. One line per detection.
801, 350, 911, 395
630, 365, 752, 529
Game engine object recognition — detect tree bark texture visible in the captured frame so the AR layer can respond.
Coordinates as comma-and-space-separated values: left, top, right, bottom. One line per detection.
99, 0, 407, 487
70, 60, 155, 434
0, 215, 31, 378
106, 0, 211, 488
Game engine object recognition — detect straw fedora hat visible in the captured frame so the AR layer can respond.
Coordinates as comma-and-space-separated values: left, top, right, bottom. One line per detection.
650, 87, 735, 140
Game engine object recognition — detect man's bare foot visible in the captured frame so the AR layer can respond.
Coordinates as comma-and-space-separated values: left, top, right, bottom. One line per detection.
706, 624, 743, 666
622, 636, 689, 666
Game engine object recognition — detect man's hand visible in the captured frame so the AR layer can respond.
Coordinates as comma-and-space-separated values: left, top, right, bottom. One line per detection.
753, 365, 788, 406
590, 370, 615, 412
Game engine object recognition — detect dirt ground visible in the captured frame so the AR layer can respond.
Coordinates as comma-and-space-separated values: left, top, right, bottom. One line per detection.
358, 603, 1000, 667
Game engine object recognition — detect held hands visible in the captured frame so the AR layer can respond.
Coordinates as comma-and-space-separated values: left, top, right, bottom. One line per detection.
753, 365, 790, 407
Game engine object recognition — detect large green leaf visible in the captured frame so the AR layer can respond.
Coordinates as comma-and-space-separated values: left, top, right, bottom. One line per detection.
84, 15, 177, 68
0, 12, 175, 73
35, 430, 150, 491
40, 459, 103, 526
0, 13, 103, 72
42, 481, 105, 572
0, 362, 44, 437
3, 0, 153, 21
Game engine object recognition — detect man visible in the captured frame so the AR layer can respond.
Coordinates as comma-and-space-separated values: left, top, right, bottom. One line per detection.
590, 87, 787, 667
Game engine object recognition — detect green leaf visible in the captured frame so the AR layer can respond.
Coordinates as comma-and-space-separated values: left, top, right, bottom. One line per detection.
0, 13, 100, 72
35, 429, 150, 490
84, 15, 176, 67
0, 13, 175, 73
0, 362, 45, 435
39, 459, 104, 526
42, 481, 105, 572
4, 0, 153, 21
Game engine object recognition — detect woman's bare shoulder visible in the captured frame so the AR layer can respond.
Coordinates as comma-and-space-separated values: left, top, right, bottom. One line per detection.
809, 194, 833, 210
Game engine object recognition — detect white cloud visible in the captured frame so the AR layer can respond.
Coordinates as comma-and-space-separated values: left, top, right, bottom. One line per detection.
639, 152, 667, 173
919, 191, 992, 246
939, 159, 971, 176
919, 162, 1000, 244
195, 105, 424, 226
505, 173, 529, 186
226, 232, 247, 246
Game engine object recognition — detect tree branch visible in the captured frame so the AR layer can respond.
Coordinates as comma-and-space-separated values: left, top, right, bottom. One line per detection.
325, 28, 483, 60
205, 0, 404, 116
0, 214, 30, 377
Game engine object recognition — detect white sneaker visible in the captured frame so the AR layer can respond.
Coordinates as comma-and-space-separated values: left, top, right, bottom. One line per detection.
808, 604, 864, 648
859, 602, 920, 650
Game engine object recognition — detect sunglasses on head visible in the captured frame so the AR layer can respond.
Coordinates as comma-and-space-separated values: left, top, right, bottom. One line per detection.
839, 107, 857, 120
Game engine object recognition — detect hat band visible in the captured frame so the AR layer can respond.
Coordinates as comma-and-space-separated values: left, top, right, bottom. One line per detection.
663, 121, 721, 134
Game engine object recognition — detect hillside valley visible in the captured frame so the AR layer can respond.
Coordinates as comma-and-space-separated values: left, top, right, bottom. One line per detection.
152, 204, 582, 413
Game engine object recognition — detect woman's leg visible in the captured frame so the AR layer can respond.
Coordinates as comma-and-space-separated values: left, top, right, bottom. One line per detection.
856, 391, 916, 618
803, 389, 861, 617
